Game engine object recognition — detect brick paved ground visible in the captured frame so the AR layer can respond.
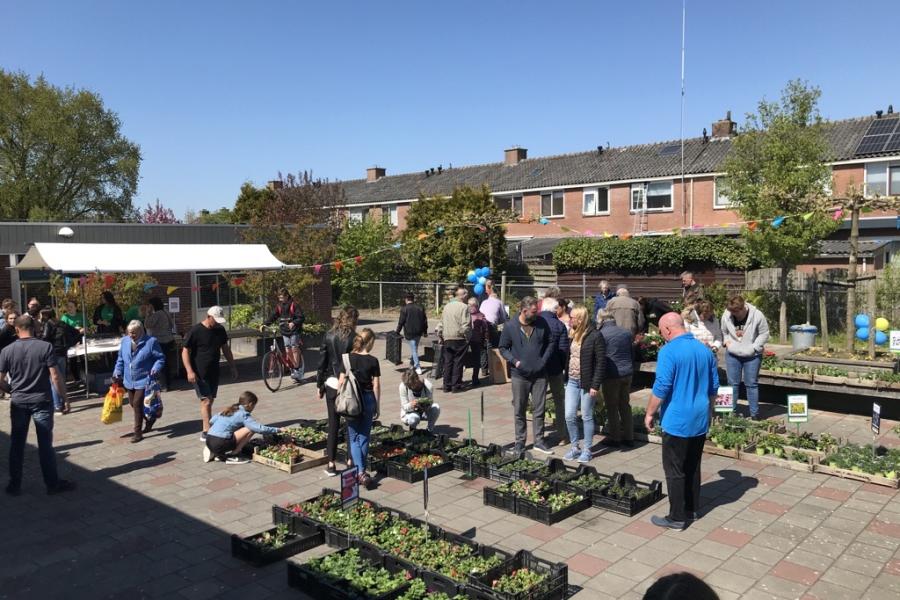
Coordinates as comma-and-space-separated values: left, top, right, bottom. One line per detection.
1, 314, 899, 599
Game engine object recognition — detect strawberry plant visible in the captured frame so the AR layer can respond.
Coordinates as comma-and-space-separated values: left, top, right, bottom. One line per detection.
407, 453, 445, 471
546, 491, 584, 512
491, 567, 546, 594
304, 548, 408, 597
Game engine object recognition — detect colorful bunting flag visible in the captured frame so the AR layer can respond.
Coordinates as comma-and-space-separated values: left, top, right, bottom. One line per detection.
124, 280, 137, 290
392, 242, 402, 249
313, 264, 322, 275
354, 256, 363, 265
167, 286, 178, 295
436, 226, 445, 234
64, 277, 71, 292
211, 283, 219, 291
334, 260, 344, 273
232, 278, 244, 287
103, 275, 115, 289
802, 212, 814, 221
771, 216, 785, 228
143, 283, 156, 292
747, 221, 758, 231
833, 208, 843, 221
417, 232, 428, 240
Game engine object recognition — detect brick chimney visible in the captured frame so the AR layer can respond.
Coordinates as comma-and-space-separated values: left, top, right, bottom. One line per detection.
267, 180, 283, 190
712, 111, 737, 138
504, 147, 527, 166
366, 166, 386, 182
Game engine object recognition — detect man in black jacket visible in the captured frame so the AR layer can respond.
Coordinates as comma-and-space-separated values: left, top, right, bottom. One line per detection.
539, 298, 571, 445
499, 296, 554, 454
396, 293, 428, 374
263, 288, 305, 382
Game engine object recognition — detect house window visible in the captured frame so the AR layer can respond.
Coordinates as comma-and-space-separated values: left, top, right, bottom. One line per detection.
646, 181, 673, 210
540, 190, 564, 217
714, 177, 732, 209
495, 195, 523, 216
348, 207, 368, 223
865, 162, 888, 197
583, 187, 610, 215
381, 205, 398, 226
630, 184, 645, 212
891, 166, 900, 195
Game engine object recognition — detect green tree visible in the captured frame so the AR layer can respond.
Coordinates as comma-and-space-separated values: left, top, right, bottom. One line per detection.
332, 218, 403, 305
722, 80, 838, 342
0, 70, 140, 221
240, 171, 344, 316
401, 185, 510, 282
233, 182, 275, 223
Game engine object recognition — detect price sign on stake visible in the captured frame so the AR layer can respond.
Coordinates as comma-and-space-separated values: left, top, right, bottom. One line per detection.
787, 394, 809, 423
890, 330, 900, 354
340, 467, 359, 509
714, 386, 735, 413
872, 403, 881, 436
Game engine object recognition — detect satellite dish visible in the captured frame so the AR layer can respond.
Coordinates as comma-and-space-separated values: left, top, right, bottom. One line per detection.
58, 226, 75, 238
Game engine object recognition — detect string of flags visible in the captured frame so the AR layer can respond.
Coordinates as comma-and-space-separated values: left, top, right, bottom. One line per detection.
61, 274, 249, 296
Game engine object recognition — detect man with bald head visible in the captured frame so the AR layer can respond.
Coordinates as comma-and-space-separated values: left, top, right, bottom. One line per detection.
645, 312, 718, 530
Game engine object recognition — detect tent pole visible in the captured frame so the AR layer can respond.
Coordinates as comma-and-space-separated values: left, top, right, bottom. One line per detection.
80, 278, 89, 399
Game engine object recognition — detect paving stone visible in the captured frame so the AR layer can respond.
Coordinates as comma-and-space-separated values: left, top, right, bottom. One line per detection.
568, 552, 611, 577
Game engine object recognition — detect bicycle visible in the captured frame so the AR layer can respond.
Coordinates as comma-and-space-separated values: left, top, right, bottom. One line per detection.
260, 326, 305, 392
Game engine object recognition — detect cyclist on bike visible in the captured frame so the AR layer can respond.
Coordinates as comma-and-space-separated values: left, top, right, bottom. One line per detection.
262, 288, 305, 383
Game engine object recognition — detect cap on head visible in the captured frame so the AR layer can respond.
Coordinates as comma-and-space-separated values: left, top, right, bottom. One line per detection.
207, 306, 227, 324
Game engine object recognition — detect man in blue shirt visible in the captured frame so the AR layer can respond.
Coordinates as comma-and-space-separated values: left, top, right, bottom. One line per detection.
645, 312, 718, 530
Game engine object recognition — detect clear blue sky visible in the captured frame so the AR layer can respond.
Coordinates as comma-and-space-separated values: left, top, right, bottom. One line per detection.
3, 1, 898, 218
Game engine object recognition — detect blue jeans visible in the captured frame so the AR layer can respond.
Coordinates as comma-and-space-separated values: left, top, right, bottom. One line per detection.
726, 353, 762, 417
9, 401, 59, 487
564, 377, 595, 448
50, 355, 67, 411
347, 390, 376, 475
406, 337, 421, 370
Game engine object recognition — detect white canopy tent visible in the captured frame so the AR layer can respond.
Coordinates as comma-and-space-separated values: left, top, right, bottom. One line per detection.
11, 243, 295, 398
14, 243, 289, 273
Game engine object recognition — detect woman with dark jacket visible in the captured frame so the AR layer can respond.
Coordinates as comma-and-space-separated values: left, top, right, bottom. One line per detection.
113, 320, 165, 443
93, 291, 125, 335
40, 309, 74, 414
316, 305, 359, 476
563, 305, 606, 463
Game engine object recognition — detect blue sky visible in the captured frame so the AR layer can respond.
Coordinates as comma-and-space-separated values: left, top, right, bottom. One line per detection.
3, 1, 898, 218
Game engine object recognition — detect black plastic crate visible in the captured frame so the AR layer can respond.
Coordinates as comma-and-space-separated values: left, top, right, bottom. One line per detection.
373, 423, 413, 444
493, 453, 547, 484
483, 486, 517, 514
272, 487, 342, 529
404, 431, 448, 453
530, 458, 583, 484
384, 450, 454, 483
590, 473, 663, 516
230, 523, 323, 566
386, 331, 403, 365
515, 492, 591, 525
560, 465, 615, 497
287, 548, 411, 600
450, 439, 488, 475
468, 550, 568, 600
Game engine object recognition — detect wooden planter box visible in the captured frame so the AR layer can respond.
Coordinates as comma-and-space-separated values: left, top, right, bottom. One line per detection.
812, 374, 847, 385
814, 464, 900, 489
252, 445, 328, 474
741, 448, 815, 472
703, 441, 754, 460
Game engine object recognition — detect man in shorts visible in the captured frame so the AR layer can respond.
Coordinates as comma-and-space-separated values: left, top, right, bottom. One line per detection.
182, 306, 238, 441
262, 288, 305, 382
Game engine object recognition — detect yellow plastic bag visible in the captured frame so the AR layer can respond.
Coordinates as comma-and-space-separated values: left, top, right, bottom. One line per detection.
101, 383, 124, 424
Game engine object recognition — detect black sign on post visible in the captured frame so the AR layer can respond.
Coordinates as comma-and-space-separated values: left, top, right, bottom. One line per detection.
423, 467, 429, 511
872, 403, 881, 436
340, 467, 359, 508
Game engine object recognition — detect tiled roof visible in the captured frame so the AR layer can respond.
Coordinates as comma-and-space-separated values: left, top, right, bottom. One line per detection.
341, 115, 898, 206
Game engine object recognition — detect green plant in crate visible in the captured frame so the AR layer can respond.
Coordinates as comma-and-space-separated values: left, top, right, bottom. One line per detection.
605, 482, 652, 500
491, 567, 547, 594
398, 579, 467, 600
824, 445, 899, 479
498, 479, 550, 503
546, 491, 584, 511
304, 548, 409, 597
569, 472, 611, 492
755, 434, 785, 457
498, 458, 544, 476
251, 524, 292, 549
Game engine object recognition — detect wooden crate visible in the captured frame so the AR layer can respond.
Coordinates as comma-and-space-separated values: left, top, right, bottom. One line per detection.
741, 449, 814, 473
252, 446, 329, 474
813, 464, 900, 489
489, 349, 509, 384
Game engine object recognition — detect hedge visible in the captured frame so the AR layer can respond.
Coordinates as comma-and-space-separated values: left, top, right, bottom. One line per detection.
553, 235, 751, 273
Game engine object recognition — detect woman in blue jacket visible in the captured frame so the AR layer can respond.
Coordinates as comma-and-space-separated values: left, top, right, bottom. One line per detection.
204, 391, 282, 464
113, 320, 165, 443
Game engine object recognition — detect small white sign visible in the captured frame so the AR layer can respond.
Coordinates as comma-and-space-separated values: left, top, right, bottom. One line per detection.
167, 297, 180, 313
787, 394, 809, 423
714, 386, 735, 413
872, 403, 881, 435
890, 330, 900, 353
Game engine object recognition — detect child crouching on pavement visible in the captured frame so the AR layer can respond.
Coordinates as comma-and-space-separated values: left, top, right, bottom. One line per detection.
399, 369, 440, 433
203, 391, 282, 464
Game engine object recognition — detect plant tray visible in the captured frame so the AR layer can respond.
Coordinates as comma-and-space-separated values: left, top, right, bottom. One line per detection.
286, 548, 411, 600
384, 450, 454, 483
703, 441, 753, 460
475, 444, 506, 479
492, 453, 546, 484
561, 465, 615, 497
813, 463, 900, 489
742, 449, 814, 472
230, 523, 323, 566
483, 486, 517, 514
468, 549, 568, 600
516, 494, 590, 525
272, 487, 343, 529
450, 439, 489, 475
590, 473, 663, 516
252, 445, 328, 474
404, 431, 447, 453
530, 458, 582, 484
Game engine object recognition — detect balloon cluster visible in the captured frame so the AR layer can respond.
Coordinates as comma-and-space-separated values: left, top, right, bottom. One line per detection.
854, 314, 891, 345
466, 266, 492, 296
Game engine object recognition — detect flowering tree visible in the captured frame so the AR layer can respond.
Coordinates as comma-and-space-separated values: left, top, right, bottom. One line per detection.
140, 199, 179, 223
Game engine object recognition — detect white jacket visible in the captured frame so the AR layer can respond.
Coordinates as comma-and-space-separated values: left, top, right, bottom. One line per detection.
721, 302, 769, 358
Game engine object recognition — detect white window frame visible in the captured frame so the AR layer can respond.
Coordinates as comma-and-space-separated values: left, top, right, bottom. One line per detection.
382, 205, 398, 226
714, 177, 733, 209
540, 190, 565, 218
582, 187, 610, 216
890, 165, 900, 196
348, 207, 367, 223
630, 184, 646, 212
865, 161, 889, 197
495, 194, 523, 216
646, 180, 673, 212
631, 181, 673, 213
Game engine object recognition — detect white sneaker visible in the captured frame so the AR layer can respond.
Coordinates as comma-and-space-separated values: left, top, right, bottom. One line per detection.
202, 445, 213, 463
415, 367, 423, 375
225, 456, 250, 465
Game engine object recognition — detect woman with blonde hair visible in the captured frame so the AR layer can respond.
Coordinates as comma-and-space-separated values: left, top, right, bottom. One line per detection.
563, 305, 606, 463
683, 300, 723, 351
339, 327, 380, 488
316, 305, 359, 476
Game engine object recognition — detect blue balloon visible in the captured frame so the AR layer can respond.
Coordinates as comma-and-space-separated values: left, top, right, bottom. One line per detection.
473, 283, 485, 296
855, 314, 870, 329
856, 327, 869, 341
467, 273, 477, 283
875, 330, 888, 345
483, 267, 491, 276
477, 267, 487, 278
477, 276, 487, 285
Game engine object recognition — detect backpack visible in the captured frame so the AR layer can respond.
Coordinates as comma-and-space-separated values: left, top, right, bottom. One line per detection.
275, 301, 300, 319
335, 353, 362, 417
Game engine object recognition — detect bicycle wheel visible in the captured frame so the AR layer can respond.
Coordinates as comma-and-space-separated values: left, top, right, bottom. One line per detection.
262, 350, 283, 392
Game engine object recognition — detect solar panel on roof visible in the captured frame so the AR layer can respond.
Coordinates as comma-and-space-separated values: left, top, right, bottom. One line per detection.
855, 134, 891, 155
530, 168, 542, 177
658, 144, 681, 156
864, 118, 899, 136
885, 134, 900, 152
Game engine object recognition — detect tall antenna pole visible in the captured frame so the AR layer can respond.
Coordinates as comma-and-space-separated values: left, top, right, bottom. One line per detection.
680, 0, 687, 228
